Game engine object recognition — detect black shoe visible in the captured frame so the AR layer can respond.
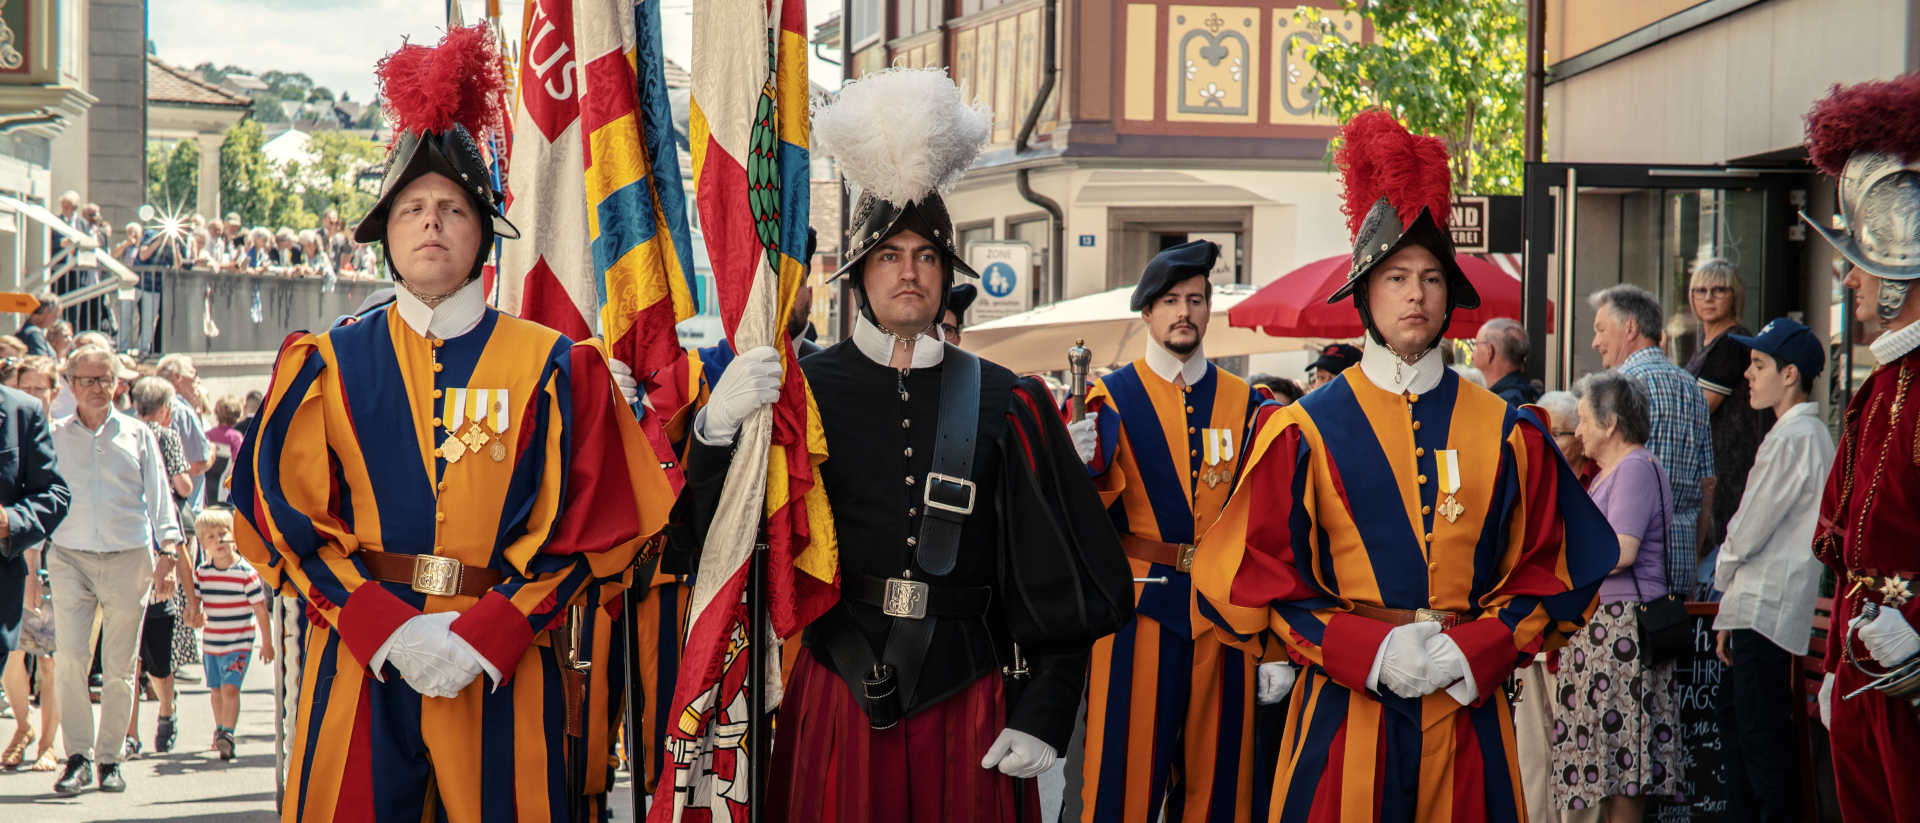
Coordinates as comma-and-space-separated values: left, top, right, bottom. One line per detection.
155, 714, 177, 753
123, 736, 142, 759
97, 761, 125, 792
52, 753, 91, 795
214, 730, 235, 761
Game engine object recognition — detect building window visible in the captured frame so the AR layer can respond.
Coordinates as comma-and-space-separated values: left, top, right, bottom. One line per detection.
1009, 216, 1053, 306
850, 0, 884, 49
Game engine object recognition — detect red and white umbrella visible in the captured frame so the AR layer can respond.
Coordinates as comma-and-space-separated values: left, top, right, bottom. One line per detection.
1228, 253, 1552, 338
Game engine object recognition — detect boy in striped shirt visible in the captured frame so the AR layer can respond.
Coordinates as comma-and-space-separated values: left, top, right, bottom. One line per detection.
187, 509, 271, 761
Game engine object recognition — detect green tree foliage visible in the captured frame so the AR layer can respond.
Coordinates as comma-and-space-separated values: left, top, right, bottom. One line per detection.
1296, 0, 1527, 195
250, 92, 287, 124
300, 131, 385, 223
146, 139, 200, 210
220, 120, 279, 226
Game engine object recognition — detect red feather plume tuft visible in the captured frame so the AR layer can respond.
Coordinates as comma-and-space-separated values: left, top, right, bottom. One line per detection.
1804, 73, 1920, 177
1334, 110, 1453, 241
374, 24, 505, 146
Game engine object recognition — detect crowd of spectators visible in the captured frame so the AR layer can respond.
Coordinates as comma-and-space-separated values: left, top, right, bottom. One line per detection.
120, 207, 381, 281
0, 343, 272, 795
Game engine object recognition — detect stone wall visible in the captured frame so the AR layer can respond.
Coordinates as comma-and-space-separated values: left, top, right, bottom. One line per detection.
88, 0, 146, 229
150, 269, 388, 356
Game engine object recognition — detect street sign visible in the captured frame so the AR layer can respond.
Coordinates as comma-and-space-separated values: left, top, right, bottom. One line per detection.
965, 240, 1033, 324
1189, 232, 1239, 284
0, 292, 39, 314
1450, 196, 1489, 253
1078, 234, 1095, 247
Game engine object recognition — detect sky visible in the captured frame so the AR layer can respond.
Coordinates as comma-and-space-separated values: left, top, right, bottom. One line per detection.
149, 0, 846, 106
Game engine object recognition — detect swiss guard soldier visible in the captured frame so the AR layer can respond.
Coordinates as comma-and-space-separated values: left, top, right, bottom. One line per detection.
232, 26, 675, 822
1803, 72, 1920, 823
1192, 110, 1614, 821
1074, 239, 1273, 823
670, 67, 1134, 822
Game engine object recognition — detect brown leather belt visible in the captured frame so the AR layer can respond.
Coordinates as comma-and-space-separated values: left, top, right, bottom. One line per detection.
360, 551, 503, 598
1350, 602, 1460, 630
1121, 534, 1197, 573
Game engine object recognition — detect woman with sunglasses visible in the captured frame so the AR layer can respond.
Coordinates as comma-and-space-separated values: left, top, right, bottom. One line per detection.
1682, 258, 1772, 567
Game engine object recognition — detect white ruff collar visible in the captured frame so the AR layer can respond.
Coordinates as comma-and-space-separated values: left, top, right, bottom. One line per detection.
1871, 318, 1920, 366
1355, 336, 1445, 395
393, 277, 487, 340
852, 314, 945, 369
1143, 336, 1208, 386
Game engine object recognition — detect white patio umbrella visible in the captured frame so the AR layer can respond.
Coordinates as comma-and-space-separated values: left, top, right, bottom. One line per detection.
958, 283, 1306, 374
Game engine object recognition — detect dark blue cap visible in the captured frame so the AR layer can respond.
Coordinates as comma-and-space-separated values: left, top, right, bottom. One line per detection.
1130, 239, 1219, 310
1307, 343, 1363, 376
1728, 317, 1825, 380
948, 283, 977, 317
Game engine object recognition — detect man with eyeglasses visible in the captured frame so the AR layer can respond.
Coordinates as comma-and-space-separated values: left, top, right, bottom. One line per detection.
1472, 317, 1538, 407
46, 347, 184, 795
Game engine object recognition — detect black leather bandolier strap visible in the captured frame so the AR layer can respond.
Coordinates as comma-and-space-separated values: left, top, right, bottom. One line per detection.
823, 344, 983, 729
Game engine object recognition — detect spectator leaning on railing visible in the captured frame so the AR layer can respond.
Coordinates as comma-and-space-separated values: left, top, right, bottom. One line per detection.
47, 346, 186, 796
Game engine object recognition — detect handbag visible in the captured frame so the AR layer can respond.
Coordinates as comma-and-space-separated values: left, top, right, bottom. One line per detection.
1627, 458, 1689, 665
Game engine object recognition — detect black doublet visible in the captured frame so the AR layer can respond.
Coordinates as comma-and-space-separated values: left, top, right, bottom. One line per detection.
672, 340, 1132, 751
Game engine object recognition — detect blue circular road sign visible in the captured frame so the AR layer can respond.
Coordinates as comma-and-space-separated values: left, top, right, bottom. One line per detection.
982, 261, 1018, 298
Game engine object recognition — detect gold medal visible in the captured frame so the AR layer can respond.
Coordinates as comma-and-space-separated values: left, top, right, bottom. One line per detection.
1438, 494, 1463, 524
442, 432, 467, 463
491, 441, 507, 462
462, 424, 491, 453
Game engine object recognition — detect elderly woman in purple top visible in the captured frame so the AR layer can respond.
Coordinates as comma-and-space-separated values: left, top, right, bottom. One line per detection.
1550, 371, 1683, 823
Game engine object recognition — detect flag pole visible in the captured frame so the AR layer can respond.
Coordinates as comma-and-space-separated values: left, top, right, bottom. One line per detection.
749, 538, 770, 820
623, 578, 645, 823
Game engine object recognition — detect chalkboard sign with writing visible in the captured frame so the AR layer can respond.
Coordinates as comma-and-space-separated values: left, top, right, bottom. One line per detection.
1650, 605, 1727, 822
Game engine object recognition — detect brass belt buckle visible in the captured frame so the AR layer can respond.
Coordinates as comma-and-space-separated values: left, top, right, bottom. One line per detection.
1175, 544, 1197, 574
1415, 608, 1458, 630
412, 555, 462, 597
882, 577, 929, 620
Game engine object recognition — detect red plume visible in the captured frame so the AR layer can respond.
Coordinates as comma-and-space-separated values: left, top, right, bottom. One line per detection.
374, 24, 505, 146
1804, 73, 1920, 177
1334, 110, 1453, 241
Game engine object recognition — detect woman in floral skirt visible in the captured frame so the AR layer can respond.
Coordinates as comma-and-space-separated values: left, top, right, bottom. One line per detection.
1554, 372, 1683, 823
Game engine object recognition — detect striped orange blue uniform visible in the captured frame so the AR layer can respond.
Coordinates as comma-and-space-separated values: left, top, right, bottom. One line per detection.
1079, 359, 1267, 823
1193, 367, 1612, 823
233, 305, 673, 823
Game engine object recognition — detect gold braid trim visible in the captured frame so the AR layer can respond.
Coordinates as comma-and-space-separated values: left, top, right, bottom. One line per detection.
1848, 361, 1911, 614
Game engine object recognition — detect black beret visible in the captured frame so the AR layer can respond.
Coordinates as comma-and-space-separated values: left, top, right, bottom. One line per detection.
1130, 239, 1219, 310
948, 282, 978, 317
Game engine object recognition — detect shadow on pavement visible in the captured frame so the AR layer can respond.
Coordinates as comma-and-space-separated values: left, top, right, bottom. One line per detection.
92, 812, 277, 823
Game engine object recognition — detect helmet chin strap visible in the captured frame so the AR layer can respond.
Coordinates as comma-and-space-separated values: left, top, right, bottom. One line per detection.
1879, 277, 1912, 323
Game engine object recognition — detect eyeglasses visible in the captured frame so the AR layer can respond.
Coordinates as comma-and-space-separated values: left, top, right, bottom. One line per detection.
940, 323, 961, 339
66, 375, 112, 388
1690, 286, 1731, 298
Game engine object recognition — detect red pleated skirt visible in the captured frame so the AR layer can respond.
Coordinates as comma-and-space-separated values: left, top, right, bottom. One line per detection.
768, 648, 1043, 823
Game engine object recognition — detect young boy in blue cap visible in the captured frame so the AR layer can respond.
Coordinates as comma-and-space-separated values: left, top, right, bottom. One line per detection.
1711, 316, 1833, 823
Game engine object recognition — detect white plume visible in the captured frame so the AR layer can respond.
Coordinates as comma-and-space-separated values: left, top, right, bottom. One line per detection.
812, 67, 992, 207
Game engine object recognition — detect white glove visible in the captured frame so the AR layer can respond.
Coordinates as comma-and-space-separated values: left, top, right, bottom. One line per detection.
1819, 672, 1835, 730
376, 612, 485, 698
1856, 606, 1920, 667
1067, 412, 1099, 464
693, 346, 783, 446
610, 358, 641, 408
1368, 621, 1445, 699
1424, 632, 1479, 705
980, 728, 1057, 778
1256, 662, 1296, 705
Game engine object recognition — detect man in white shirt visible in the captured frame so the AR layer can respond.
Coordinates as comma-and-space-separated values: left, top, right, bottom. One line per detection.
1712, 317, 1832, 823
45, 347, 185, 796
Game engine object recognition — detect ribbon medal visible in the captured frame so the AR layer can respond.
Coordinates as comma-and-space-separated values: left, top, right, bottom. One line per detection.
1200, 428, 1236, 489
1435, 449, 1463, 523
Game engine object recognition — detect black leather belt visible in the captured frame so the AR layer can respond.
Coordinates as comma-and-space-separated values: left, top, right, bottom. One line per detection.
842, 571, 991, 619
